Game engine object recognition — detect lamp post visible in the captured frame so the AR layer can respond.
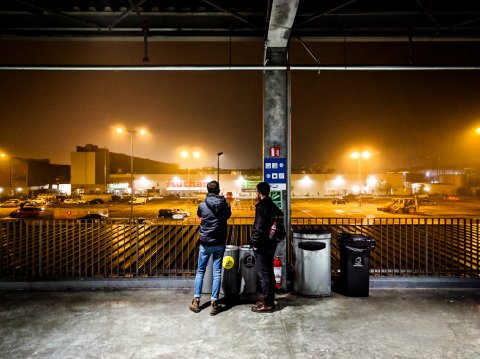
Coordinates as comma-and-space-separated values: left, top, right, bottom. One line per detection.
0, 152, 11, 195
181, 150, 200, 194
351, 151, 371, 191
117, 127, 146, 219
217, 152, 223, 184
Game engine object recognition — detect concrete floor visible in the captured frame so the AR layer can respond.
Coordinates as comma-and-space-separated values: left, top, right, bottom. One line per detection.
0, 288, 479, 359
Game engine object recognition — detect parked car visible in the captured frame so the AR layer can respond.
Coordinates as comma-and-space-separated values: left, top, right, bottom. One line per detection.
332, 197, 348, 204
21, 201, 46, 210
129, 197, 148, 205
63, 198, 79, 204
157, 208, 190, 219
87, 198, 105, 204
163, 193, 180, 200
10, 206, 44, 218
0, 199, 22, 208
76, 213, 107, 222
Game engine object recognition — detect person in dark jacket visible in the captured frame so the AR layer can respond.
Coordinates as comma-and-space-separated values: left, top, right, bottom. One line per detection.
189, 180, 231, 316
250, 181, 282, 313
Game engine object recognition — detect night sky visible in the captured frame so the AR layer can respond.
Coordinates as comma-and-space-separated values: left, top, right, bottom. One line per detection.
1, 40, 480, 173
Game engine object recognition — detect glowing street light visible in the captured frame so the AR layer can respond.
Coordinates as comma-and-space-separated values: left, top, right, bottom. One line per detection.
217, 152, 223, 184
476, 127, 480, 135
181, 150, 201, 194
351, 151, 371, 189
116, 127, 146, 219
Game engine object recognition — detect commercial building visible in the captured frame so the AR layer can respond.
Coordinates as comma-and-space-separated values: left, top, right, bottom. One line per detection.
0, 157, 69, 197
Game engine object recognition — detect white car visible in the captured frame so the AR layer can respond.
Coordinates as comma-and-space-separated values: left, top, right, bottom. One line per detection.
129, 197, 148, 205
0, 199, 22, 208
63, 198, 79, 204
172, 209, 190, 219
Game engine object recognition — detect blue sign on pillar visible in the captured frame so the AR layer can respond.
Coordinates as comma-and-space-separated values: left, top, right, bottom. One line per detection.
264, 158, 287, 190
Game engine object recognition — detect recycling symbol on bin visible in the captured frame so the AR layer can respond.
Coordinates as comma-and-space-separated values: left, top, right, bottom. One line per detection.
223, 256, 235, 270
353, 256, 364, 267
244, 255, 255, 268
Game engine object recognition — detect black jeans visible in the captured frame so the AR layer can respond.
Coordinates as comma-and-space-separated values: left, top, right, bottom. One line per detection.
254, 248, 276, 305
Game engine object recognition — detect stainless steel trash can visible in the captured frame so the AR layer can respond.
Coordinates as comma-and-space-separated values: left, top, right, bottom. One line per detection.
221, 245, 239, 295
293, 230, 331, 297
239, 245, 257, 295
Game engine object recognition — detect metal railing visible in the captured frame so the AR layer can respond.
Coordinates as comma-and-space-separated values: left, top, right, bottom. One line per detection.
0, 217, 478, 280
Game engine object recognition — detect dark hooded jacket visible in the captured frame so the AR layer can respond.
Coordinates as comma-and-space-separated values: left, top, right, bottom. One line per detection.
197, 193, 232, 246
250, 196, 282, 253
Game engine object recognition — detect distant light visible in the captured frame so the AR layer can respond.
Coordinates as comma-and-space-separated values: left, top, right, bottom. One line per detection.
180, 150, 188, 159
139, 176, 148, 186
300, 176, 312, 186
139, 129, 146, 135
236, 176, 245, 186
366, 176, 378, 187
351, 151, 371, 159
193, 151, 200, 159
116, 127, 124, 134
333, 176, 345, 187
17, 187, 22, 192
0, 153, 5, 158
476, 127, 480, 134
0, 188, 3, 193
352, 185, 360, 194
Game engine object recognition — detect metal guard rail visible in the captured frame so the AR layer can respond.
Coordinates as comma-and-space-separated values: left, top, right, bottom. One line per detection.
0, 217, 478, 280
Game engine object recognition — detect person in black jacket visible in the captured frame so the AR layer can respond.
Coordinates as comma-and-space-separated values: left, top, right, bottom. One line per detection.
250, 181, 282, 312
189, 180, 231, 316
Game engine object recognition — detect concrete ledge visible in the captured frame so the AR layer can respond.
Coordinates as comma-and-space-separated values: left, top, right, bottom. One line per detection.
370, 277, 480, 289
0, 277, 194, 291
0, 277, 477, 291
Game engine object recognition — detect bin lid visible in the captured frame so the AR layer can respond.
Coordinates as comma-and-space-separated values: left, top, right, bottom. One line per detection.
298, 241, 326, 251
293, 230, 331, 240
338, 233, 375, 249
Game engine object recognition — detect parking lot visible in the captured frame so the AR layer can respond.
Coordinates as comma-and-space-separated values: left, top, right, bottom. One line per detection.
1, 196, 480, 220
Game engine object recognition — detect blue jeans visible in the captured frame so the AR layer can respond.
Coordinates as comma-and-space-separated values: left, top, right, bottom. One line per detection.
194, 244, 226, 302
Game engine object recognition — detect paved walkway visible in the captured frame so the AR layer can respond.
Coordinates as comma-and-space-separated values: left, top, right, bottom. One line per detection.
0, 288, 479, 359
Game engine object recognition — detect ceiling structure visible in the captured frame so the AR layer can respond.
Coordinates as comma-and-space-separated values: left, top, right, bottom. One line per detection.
2, 0, 480, 41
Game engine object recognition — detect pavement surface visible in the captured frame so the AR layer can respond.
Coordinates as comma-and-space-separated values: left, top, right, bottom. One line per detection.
0, 288, 479, 359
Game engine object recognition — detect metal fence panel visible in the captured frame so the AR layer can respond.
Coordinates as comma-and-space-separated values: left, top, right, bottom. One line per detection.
0, 217, 478, 280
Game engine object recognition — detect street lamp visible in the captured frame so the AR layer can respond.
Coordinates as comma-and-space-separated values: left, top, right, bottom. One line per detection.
351, 151, 371, 190
116, 127, 146, 219
217, 152, 223, 185
181, 150, 200, 194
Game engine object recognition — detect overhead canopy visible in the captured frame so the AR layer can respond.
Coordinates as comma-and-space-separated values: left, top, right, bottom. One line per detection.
1, 0, 480, 41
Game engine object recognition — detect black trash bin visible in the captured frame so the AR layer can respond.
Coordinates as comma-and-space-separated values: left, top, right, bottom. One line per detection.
338, 233, 375, 297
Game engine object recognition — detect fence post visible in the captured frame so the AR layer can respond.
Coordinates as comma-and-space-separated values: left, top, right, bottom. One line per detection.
135, 220, 139, 276
38, 220, 42, 278
424, 220, 428, 276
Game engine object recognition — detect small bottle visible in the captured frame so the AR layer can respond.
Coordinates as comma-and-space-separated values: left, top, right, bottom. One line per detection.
269, 221, 277, 239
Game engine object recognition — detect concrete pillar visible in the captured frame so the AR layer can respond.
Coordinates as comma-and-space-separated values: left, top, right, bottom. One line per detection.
263, 46, 290, 290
